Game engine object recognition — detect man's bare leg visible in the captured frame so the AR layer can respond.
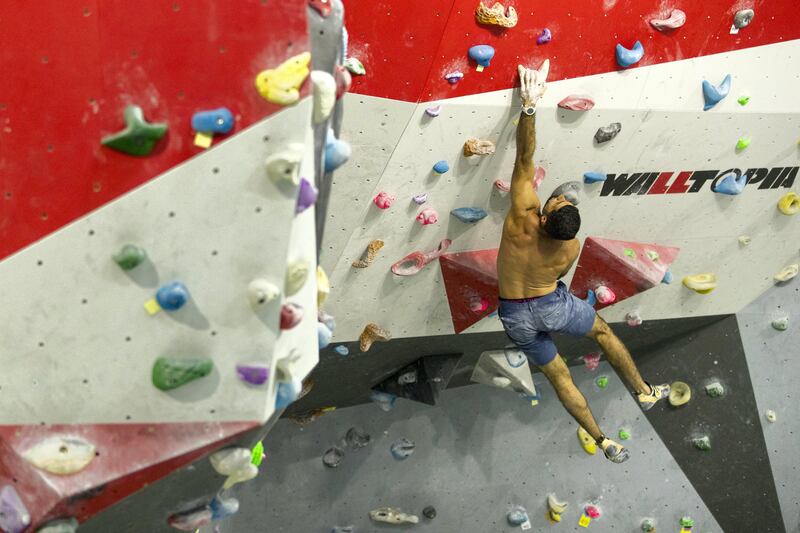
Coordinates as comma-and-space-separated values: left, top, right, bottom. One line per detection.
538, 354, 603, 440
586, 315, 650, 394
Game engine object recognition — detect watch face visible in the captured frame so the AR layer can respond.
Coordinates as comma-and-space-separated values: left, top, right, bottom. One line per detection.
524, 106, 535, 115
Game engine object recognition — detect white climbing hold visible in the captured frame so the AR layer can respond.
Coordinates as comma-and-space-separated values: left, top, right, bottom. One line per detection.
210, 447, 259, 489
311, 71, 336, 124
265, 144, 304, 186
765, 410, 777, 422
774, 263, 799, 283
285, 259, 310, 296
738, 235, 751, 246
23, 436, 96, 475
247, 279, 280, 307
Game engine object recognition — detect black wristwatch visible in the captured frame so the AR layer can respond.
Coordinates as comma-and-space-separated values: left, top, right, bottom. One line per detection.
522, 105, 536, 116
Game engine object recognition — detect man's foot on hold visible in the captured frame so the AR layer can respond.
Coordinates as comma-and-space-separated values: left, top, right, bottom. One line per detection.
599, 438, 630, 464
638, 382, 670, 411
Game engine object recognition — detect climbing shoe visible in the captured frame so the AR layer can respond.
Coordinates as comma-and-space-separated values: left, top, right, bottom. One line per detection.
638, 382, 670, 411
599, 438, 630, 464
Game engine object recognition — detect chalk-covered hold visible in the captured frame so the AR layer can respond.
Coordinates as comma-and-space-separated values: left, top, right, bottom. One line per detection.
425, 105, 442, 117
772, 314, 789, 331
774, 263, 799, 283
702, 74, 732, 111
669, 381, 691, 406
536, 28, 552, 44
733, 9, 755, 29
444, 71, 464, 84
507, 506, 529, 526
682, 273, 717, 294
594, 122, 622, 143
191, 107, 234, 134
736, 137, 751, 151
285, 259, 309, 296
595, 285, 616, 304
343, 57, 365, 75
318, 321, 333, 349
236, 364, 269, 386
373, 191, 395, 209
416, 207, 439, 225
616, 40, 644, 68
712, 171, 747, 195
369, 508, 419, 525
247, 279, 280, 308
210, 495, 240, 520
650, 9, 686, 30
280, 303, 304, 330
23, 436, 96, 475
463, 138, 496, 156
558, 94, 595, 111
451, 207, 488, 223
210, 447, 258, 489
474, 1, 518, 27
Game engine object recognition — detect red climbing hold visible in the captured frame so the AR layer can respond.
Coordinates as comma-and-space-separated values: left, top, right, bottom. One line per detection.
569, 237, 680, 310
439, 248, 499, 333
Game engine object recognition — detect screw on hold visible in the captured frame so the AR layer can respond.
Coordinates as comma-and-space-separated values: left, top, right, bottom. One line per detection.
735, 137, 751, 151
583, 171, 607, 183
705, 381, 725, 397
444, 71, 464, 84
155, 281, 190, 311
650, 9, 686, 30
322, 446, 344, 468
594, 122, 622, 143
255, 52, 311, 105
423, 505, 437, 519
468, 45, 495, 70
777, 192, 800, 215
738, 95, 750, 106
433, 160, 450, 174
390, 438, 416, 460
451, 206, 488, 223
596, 376, 609, 389
669, 381, 692, 406
682, 273, 717, 294
507, 506, 529, 526
113, 244, 147, 270
680, 516, 695, 528
618, 428, 631, 440
101, 105, 167, 156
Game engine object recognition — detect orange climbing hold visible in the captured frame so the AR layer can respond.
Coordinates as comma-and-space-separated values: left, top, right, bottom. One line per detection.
353, 240, 385, 268
474, 1, 518, 28
360, 323, 392, 352
463, 138, 496, 156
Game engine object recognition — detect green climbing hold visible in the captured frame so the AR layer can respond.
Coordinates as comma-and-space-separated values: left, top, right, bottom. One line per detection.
680, 516, 694, 528
112, 244, 147, 271
152, 357, 213, 391
102, 105, 167, 156
618, 429, 631, 440
596, 376, 609, 389
251, 441, 265, 466
344, 57, 366, 76
693, 436, 711, 451
735, 137, 751, 151
623, 248, 636, 258
737, 96, 750, 106
705, 381, 724, 397
641, 518, 656, 532
645, 250, 659, 261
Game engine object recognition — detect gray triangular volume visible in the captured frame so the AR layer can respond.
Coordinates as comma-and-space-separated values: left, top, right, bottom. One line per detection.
470, 349, 537, 398
422, 353, 463, 395
372, 353, 463, 406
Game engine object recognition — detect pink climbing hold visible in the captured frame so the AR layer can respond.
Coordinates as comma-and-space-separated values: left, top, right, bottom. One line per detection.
595, 285, 616, 305
469, 296, 489, 313
374, 191, 395, 209
650, 9, 686, 30
280, 302, 303, 330
557, 95, 595, 111
626, 311, 642, 327
534, 166, 545, 189
494, 179, 511, 192
391, 239, 452, 276
583, 352, 601, 371
334, 65, 352, 99
584, 504, 601, 519
416, 207, 439, 225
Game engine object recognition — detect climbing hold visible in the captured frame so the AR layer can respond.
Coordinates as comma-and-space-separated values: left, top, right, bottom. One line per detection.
765, 410, 777, 422
251, 441, 265, 466
623, 248, 636, 259
669, 381, 691, 406
534, 166, 546, 189
360, 323, 392, 352
583, 289, 597, 306
738, 235, 751, 246
433, 160, 450, 174
285, 259, 309, 296
468, 45, 495, 70
475, 1, 517, 27
712, 171, 747, 195
36, 518, 79, 533
616, 40, 644, 68
507, 506, 529, 526
423, 506, 437, 519
266, 143, 304, 187
705, 381, 724, 397
236, 364, 269, 386
463, 138, 496, 156
595, 285, 616, 304
771, 314, 789, 331
736, 137, 751, 151
343, 57, 365, 75
702, 74, 731, 111
255, 52, 310, 105
416, 208, 439, 225
280, 302, 304, 330
413, 193, 428, 204
596, 375, 609, 389
373, 191, 395, 209
248, 279, 280, 307
390, 438, 416, 460
618, 428, 631, 440
191, 107, 234, 136
311, 70, 336, 124
370, 390, 397, 411
345, 427, 371, 449
451, 207, 488, 223
584, 171, 607, 184
317, 266, 330, 307
369, 508, 419, 525
504, 347, 526, 368
583, 352, 601, 371
774, 263, 799, 283
319, 311, 336, 332
650, 9, 686, 30
645, 250, 660, 261
334, 345, 349, 357
22, 436, 95, 475
0, 485, 30, 533
549, 180, 582, 205
210, 495, 239, 520
167, 506, 212, 531
397, 369, 418, 385
594, 122, 622, 144
626, 311, 642, 326
494, 179, 511, 192
155, 281, 189, 311
152, 357, 212, 391
297, 174, 336, 212
680, 516, 694, 528
352, 239, 385, 268
324, 128, 351, 173
536, 27, 552, 45
584, 505, 601, 519
777, 192, 800, 215
444, 71, 464, 84
113, 244, 147, 270
547, 494, 568, 522
738, 96, 750, 106
275, 380, 301, 409
733, 9, 754, 29
331, 527, 354, 533
682, 273, 717, 294
210, 447, 259, 489
558, 94, 595, 111
425, 105, 442, 117
101, 105, 167, 156
318, 322, 333, 349
334, 65, 352, 99
391, 238, 452, 276
641, 518, 656, 532
322, 446, 345, 468
662, 270, 674, 284
694, 435, 711, 451
577, 426, 597, 454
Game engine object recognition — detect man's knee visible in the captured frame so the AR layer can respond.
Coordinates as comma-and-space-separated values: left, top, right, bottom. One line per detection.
587, 315, 611, 339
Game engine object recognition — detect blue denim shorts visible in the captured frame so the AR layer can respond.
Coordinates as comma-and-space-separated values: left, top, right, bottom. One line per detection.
498, 281, 596, 366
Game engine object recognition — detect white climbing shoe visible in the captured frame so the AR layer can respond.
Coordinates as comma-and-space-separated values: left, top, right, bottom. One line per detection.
638, 382, 670, 411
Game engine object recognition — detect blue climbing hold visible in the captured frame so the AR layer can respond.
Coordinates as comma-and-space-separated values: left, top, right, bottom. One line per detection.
584, 172, 607, 184
275, 381, 300, 409
662, 270, 674, 284
468, 45, 495, 68
433, 160, 450, 174
702, 74, 732, 111
334, 345, 350, 357
616, 41, 644, 68
583, 289, 597, 306
318, 322, 333, 349
324, 128, 351, 173
155, 281, 189, 311
713, 171, 747, 195
451, 207, 488, 223
191, 107, 234, 134
507, 506, 529, 526
504, 347, 526, 368
369, 390, 397, 412
209, 495, 239, 520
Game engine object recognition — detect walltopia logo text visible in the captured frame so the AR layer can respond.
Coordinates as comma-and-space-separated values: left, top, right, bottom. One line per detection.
599, 167, 798, 197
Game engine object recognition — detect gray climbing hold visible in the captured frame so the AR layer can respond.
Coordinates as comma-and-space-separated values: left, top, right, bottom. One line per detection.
549, 181, 582, 205
423, 506, 437, 519
594, 122, 622, 144
733, 9, 754, 29
397, 369, 418, 385
345, 427, 371, 449
451, 207, 488, 223
322, 446, 345, 468
507, 506, 529, 526
390, 438, 416, 460
331, 527, 354, 533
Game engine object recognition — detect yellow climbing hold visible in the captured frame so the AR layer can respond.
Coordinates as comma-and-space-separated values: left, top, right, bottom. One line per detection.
777, 192, 800, 215
547, 494, 568, 522
682, 273, 717, 294
316, 266, 330, 307
669, 381, 691, 406
255, 52, 311, 106
774, 263, 799, 283
577, 426, 597, 455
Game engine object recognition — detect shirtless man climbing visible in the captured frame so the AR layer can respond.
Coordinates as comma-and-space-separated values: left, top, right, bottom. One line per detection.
497, 60, 670, 464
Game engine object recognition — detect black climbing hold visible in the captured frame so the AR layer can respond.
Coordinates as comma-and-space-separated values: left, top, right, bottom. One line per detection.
423, 506, 437, 519
594, 123, 622, 144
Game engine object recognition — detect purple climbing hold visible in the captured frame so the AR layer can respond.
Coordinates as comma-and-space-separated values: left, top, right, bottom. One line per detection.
0, 486, 30, 533
296, 177, 318, 214
236, 364, 269, 386
444, 71, 464, 84
425, 105, 442, 117
413, 193, 428, 205
536, 28, 552, 45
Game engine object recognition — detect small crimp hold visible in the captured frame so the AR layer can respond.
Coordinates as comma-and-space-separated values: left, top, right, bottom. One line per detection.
596, 375, 609, 388
463, 138, 496, 156
416, 207, 439, 225
285, 259, 310, 296
713, 171, 747, 195
772, 314, 789, 331
595, 285, 616, 304
733, 9, 754, 29
616, 40, 644, 68
694, 435, 711, 450
738, 95, 750, 106
702, 74, 732, 111
584, 352, 601, 371
468, 45, 495, 69
433, 160, 450, 174
343, 57, 365, 75
390, 437, 416, 460
370, 390, 397, 411
210, 447, 258, 489
662, 271, 674, 284
413, 193, 428, 204
391, 239, 452, 276
577, 426, 597, 454
774, 263, 799, 283
584, 171, 607, 183
352, 239, 385, 268
765, 410, 777, 422
547, 494, 568, 522
308, 0, 331, 17
255, 52, 311, 106
705, 381, 724, 397
650, 9, 686, 30
537, 28, 552, 44
152, 357, 213, 391
474, 1, 518, 28
626, 311, 642, 327
618, 428, 631, 440
669, 381, 691, 406
373, 191, 395, 209
451, 207, 488, 223
101, 105, 167, 157
369, 508, 419, 525
585, 504, 601, 518
425, 105, 442, 117
236, 364, 269, 386
423, 506, 437, 519
507, 506, 528, 526
682, 273, 717, 294
738, 235, 751, 246
360, 323, 391, 352
494, 179, 511, 192
736, 137, 751, 151
280, 302, 304, 330
191, 107, 234, 135
444, 71, 464, 84
558, 94, 595, 111
345, 427, 372, 449
777, 192, 800, 215
113, 244, 147, 270
334, 345, 350, 357
641, 518, 656, 532
317, 266, 330, 307
594, 122, 622, 143
680, 516, 694, 528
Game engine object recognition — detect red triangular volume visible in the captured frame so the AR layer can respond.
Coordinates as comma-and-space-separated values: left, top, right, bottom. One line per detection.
569, 237, 680, 310
439, 249, 499, 333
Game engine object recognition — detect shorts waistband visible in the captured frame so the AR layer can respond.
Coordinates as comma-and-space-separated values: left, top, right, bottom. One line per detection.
499, 294, 549, 303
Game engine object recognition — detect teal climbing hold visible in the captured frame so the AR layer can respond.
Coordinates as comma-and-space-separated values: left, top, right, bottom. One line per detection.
451, 207, 487, 223
101, 105, 167, 156
616, 41, 644, 68
702, 74, 731, 111
433, 160, 449, 174
152, 357, 213, 391
584, 172, 607, 183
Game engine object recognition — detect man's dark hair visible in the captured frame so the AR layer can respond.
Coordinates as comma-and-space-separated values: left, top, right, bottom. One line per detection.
543, 205, 580, 240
